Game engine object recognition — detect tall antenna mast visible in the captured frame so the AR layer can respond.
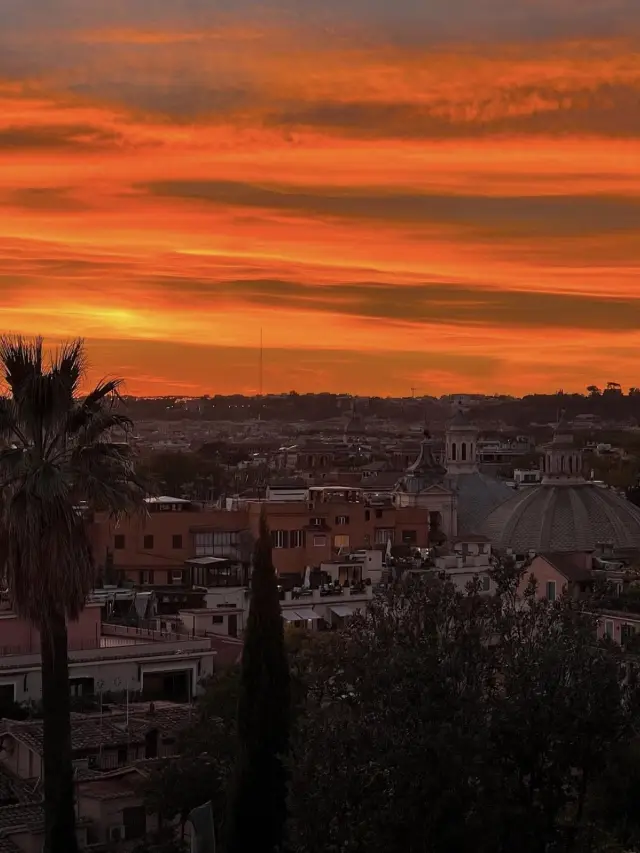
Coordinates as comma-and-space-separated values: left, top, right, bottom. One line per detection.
259, 328, 263, 398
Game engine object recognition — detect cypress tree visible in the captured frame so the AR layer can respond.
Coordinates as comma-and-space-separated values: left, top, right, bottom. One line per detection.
227, 510, 291, 853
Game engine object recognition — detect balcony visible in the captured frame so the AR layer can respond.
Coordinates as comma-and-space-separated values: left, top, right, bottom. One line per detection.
0, 624, 213, 672
280, 584, 373, 604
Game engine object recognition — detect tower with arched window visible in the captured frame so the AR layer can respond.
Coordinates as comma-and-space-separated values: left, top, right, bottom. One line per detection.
445, 408, 479, 475
539, 424, 585, 485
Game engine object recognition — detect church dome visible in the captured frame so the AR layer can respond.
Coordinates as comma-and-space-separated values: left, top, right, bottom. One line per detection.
450, 472, 515, 536
480, 427, 640, 552
480, 482, 640, 553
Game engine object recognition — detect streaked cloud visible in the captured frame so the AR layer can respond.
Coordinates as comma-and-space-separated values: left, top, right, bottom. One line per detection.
141, 179, 640, 238
0, 3, 638, 394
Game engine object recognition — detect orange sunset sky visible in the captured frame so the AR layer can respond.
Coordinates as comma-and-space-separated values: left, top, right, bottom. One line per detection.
1, 0, 640, 396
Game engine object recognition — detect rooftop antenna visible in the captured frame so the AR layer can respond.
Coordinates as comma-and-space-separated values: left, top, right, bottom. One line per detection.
259, 328, 263, 398
411, 387, 417, 398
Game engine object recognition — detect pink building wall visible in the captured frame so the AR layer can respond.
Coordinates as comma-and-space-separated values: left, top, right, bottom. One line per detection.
597, 612, 640, 643
518, 557, 567, 599
0, 605, 102, 653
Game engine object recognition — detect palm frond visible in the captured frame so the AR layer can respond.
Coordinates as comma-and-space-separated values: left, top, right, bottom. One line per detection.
81, 377, 123, 411
0, 337, 146, 623
0, 398, 19, 442
0, 336, 43, 399
52, 339, 85, 398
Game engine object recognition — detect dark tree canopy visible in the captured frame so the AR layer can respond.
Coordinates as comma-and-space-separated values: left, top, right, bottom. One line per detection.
287, 569, 639, 853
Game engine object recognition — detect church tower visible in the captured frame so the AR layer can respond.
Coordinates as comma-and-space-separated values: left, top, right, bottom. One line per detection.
540, 420, 585, 485
445, 408, 479, 475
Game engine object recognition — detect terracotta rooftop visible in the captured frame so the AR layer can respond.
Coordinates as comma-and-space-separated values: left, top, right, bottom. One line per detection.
78, 776, 139, 801
0, 766, 40, 806
2, 705, 193, 755
0, 803, 44, 833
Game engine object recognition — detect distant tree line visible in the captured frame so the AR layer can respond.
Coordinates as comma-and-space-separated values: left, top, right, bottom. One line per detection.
118, 387, 640, 429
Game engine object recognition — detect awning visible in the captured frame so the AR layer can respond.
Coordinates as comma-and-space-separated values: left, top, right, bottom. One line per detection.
295, 607, 321, 621
330, 605, 356, 619
282, 611, 302, 622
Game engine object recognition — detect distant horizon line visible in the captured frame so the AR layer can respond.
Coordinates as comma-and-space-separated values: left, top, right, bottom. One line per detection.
117, 389, 634, 401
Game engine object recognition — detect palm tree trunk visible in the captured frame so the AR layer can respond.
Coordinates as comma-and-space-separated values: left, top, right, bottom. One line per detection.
41, 610, 78, 853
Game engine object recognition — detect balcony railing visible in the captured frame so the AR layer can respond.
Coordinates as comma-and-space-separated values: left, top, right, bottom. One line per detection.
0, 624, 214, 667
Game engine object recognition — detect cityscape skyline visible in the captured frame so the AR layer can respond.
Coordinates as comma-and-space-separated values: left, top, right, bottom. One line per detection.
1, 1, 639, 396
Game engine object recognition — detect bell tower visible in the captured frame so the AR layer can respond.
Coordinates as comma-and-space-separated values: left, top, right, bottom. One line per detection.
446, 408, 479, 475
540, 423, 585, 485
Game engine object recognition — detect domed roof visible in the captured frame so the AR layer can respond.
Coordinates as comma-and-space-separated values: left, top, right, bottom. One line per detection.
447, 471, 515, 535
480, 483, 640, 553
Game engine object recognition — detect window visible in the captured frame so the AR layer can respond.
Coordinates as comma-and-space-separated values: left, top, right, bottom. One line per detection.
212, 615, 224, 625
402, 530, 417, 545
481, 575, 491, 592
605, 619, 614, 638
194, 530, 241, 557
310, 517, 324, 527
621, 624, 635, 644
170, 570, 183, 585
69, 677, 94, 698
375, 509, 383, 519
335, 515, 350, 526
334, 534, 350, 548
122, 806, 147, 841
272, 530, 289, 549
143, 534, 154, 550
172, 534, 183, 549
375, 528, 394, 545
0, 684, 15, 703
195, 531, 213, 555
139, 570, 151, 585
451, 442, 457, 461
114, 534, 125, 549
313, 535, 327, 547
365, 509, 370, 521
546, 580, 556, 601
290, 530, 305, 548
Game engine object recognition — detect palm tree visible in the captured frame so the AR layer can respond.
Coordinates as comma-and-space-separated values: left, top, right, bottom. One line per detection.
0, 337, 146, 853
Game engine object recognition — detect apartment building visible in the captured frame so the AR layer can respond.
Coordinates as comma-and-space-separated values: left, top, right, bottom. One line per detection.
90, 488, 431, 583
182, 578, 376, 639
0, 604, 216, 705
90, 496, 252, 586
431, 535, 495, 594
